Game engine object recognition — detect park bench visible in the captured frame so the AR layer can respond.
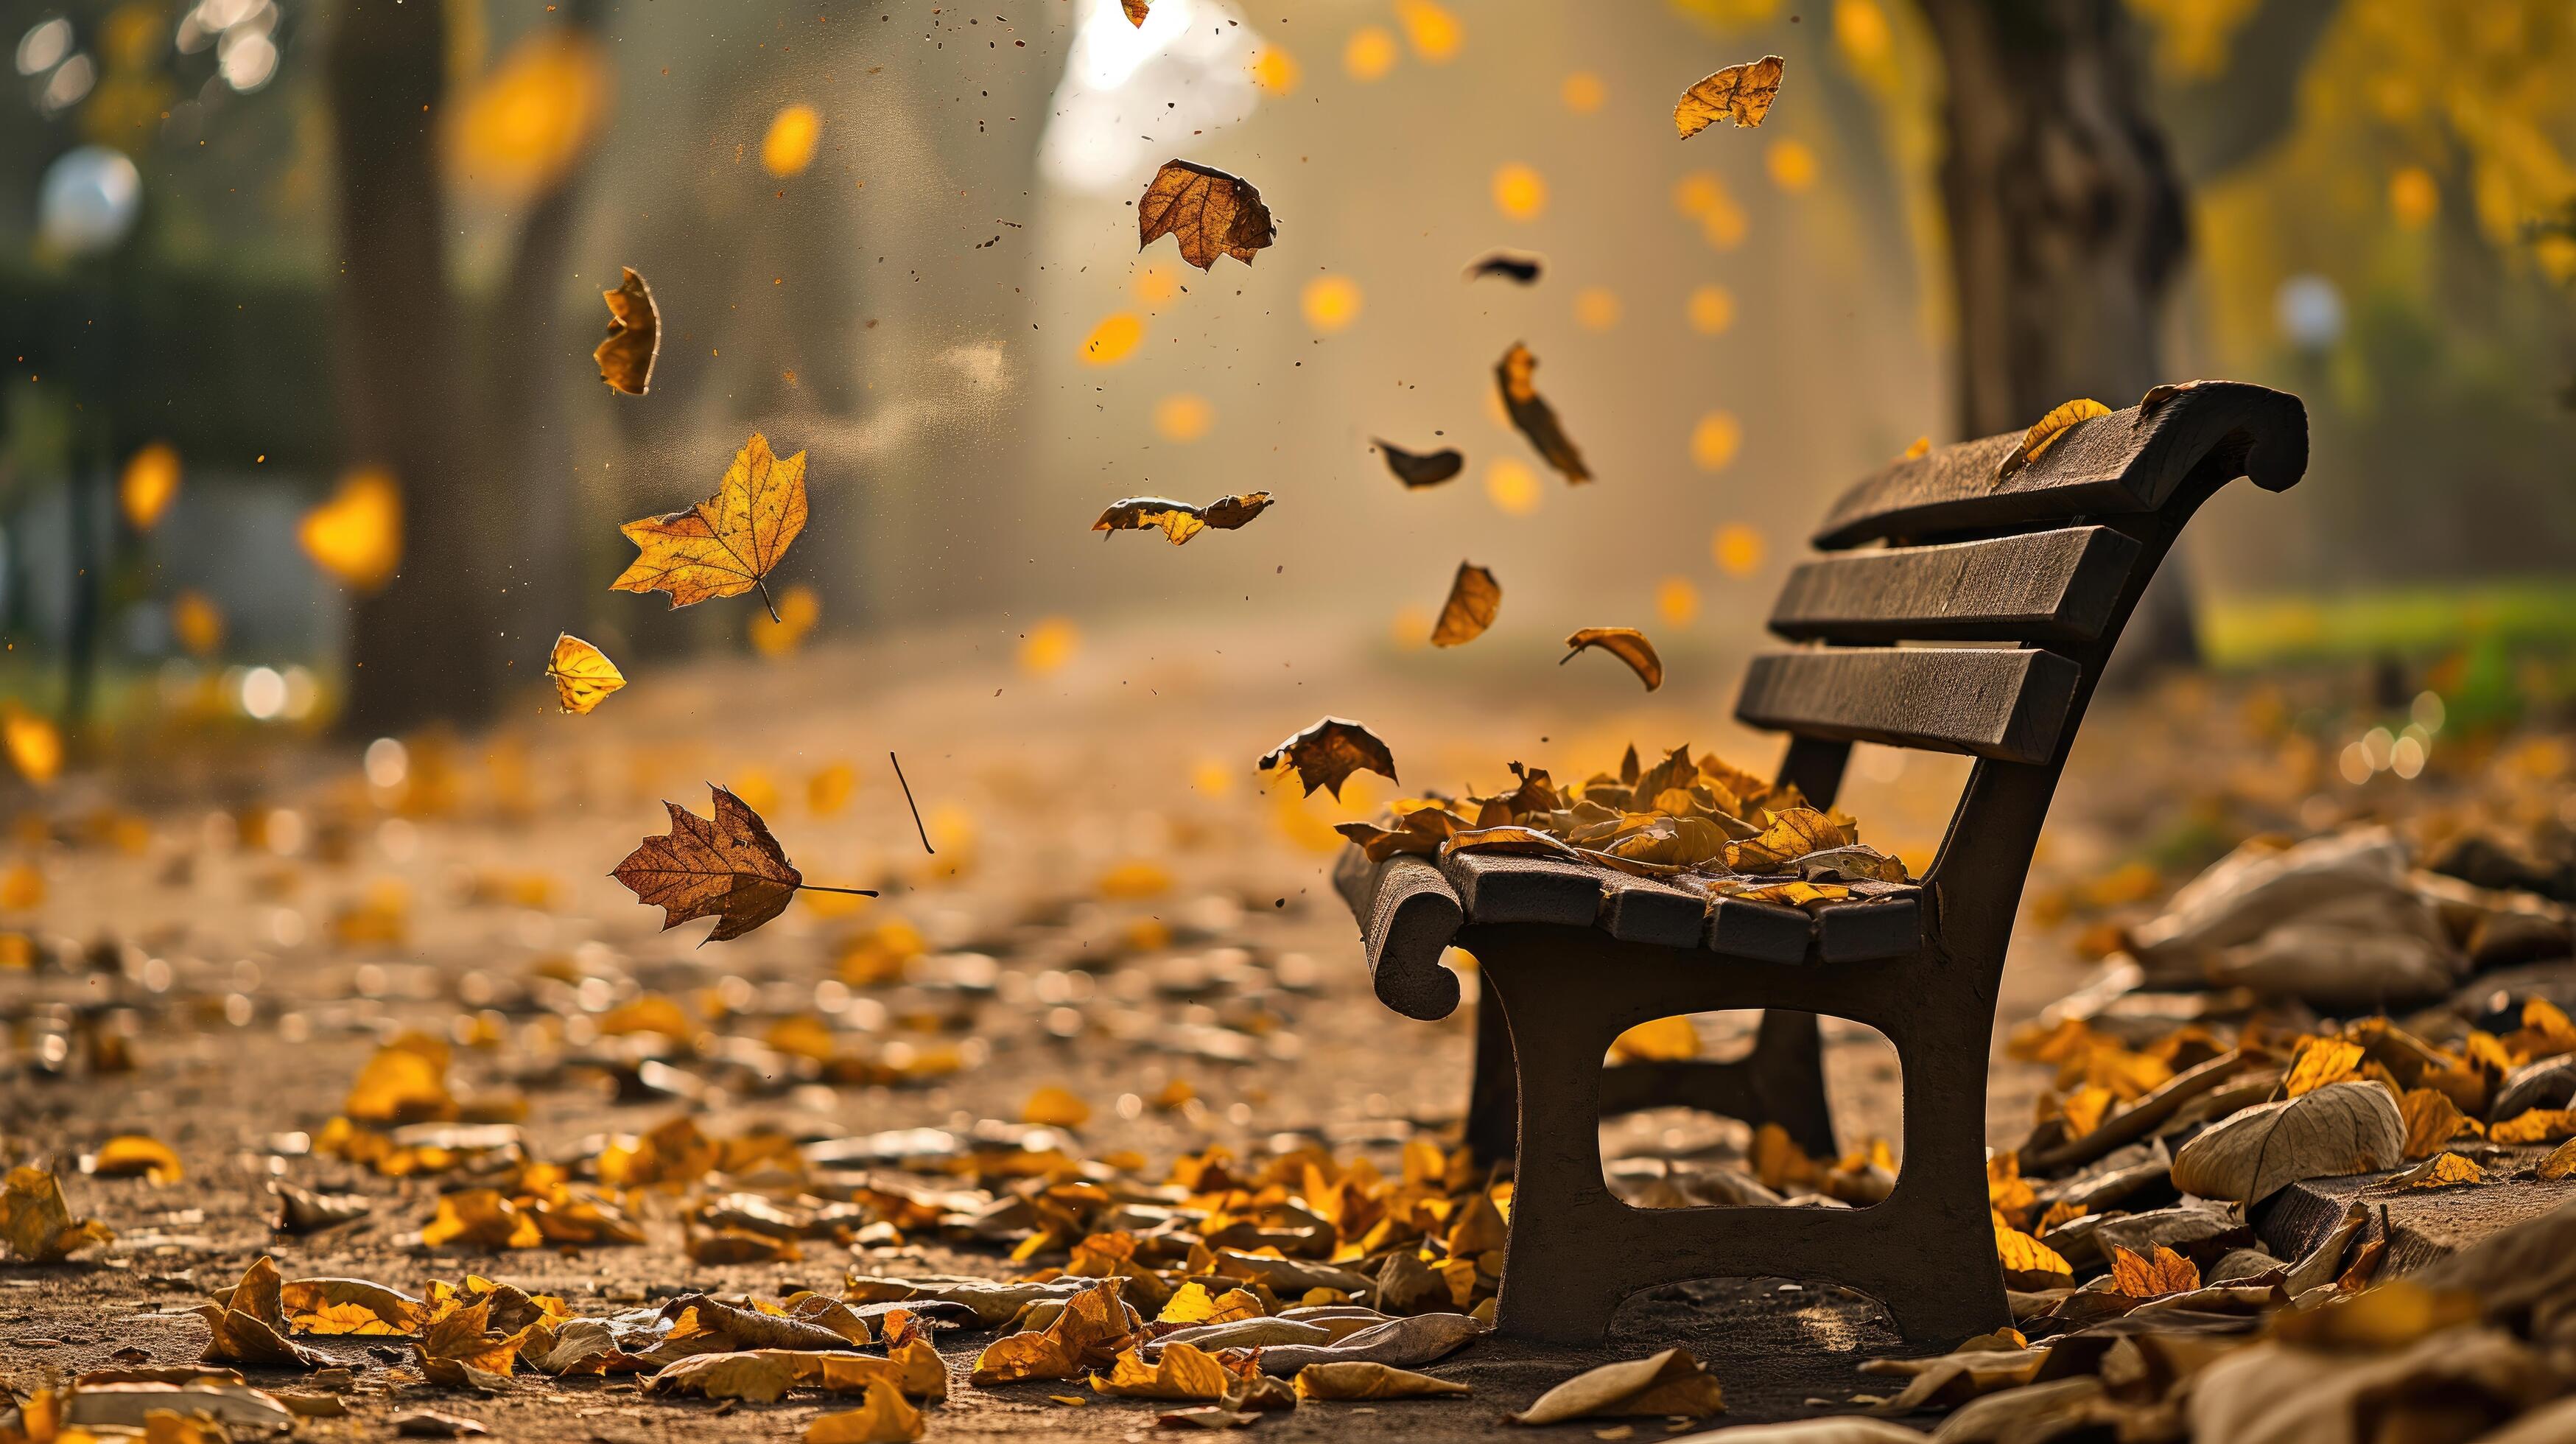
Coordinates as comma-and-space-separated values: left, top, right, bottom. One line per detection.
1332, 380, 2309, 1346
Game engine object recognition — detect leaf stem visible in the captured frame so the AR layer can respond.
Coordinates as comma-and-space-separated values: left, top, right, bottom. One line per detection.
796, 884, 880, 897
891, 750, 933, 855
755, 577, 782, 623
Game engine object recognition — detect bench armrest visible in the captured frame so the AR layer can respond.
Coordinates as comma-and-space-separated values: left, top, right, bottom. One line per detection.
1333, 847, 1465, 1021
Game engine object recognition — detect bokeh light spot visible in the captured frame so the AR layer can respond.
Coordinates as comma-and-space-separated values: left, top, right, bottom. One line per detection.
1019, 617, 1081, 675
1301, 274, 1364, 332
1573, 287, 1621, 331
1656, 576, 1701, 625
1153, 393, 1215, 442
1766, 139, 1818, 192
762, 103, 822, 177
1492, 163, 1548, 221
1132, 263, 1180, 307
1080, 312, 1145, 365
1561, 71, 1606, 113
1687, 284, 1736, 335
1249, 46, 1300, 94
1713, 522, 1765, 577
1485, 459, 1542, 516
1691, 410, 1744, 472
2389, 166, 2438, 230
1344, 26, 1399, 81
1395, 0, 1462, 62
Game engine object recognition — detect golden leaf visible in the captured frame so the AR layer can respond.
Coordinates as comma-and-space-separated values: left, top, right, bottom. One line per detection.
1293, 1362, 1470, 1400
1259, 717, 1397, 799
2491, 1107, 2576, 1145
421, 1189, 543, 1250
1092, 1342, 1233, 1401
2109, 1244, 2200, 1300
283, 1277, 429, 1336
1137, 160, 1275, 271
1158, 1282, 1261, 1325
1512, 1347, 1724, 1423
1724, 806, 1856, 873
2392, 1152, 2483, 1188
1673, 55, 1784, 138
612, 785, 857, 943
1, 704, 61, 787
1122, 0, 1153, 24
2538, 1138, 2576, 1180
1993, 1222, 2071, 1284
594, 267, 660, 395
544, 634, 627, 715
345, 1032, 454, 1124
1375, 439, 1464, 488
1997, 398, 2111, 478
1092, 491, 1273, 545
1898, 435, 1931, 462
1496, 342, 1591, 483
1431, 562, 1501, 647
2284, 1037, 2367, 1096
1023, 1084, 1092, 1128
807, 1380, 924, 1444
612, 432, 809, 620
1561, 628, 1662, 690
0, 1166, 115, 1261
971, 1280, 1137, 1384
92, 1134, 183, 1184
2398, 1087, 2474, 1159
121, 441, 180, 530
301, 467, 402, 592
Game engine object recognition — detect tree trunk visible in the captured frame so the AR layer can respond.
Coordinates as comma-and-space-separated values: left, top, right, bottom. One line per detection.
1918, 0, 2199, 677
326, 0, 499, 735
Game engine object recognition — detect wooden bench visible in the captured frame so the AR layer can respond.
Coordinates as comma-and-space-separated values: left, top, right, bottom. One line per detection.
1332, 381, 2309, 1346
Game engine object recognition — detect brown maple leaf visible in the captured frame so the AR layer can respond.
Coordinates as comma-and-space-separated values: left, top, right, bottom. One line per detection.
1431, 562, 1500, 647
611, 785, 872, 942
1138, 160, 1275, 271
1674, 56, 1785, 139
1258, 718, 1397, 799
1496, 343, 1591, 483
1375, 441, 1464, 488
1562, 628, 1663, 690
594, 267, 660, 396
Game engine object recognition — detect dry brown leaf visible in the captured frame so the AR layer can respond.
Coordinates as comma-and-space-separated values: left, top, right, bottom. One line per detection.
283, 1277, 429, 1336
1431, 563, 1501, 648
972, 1280, 1137, 1384
614, 784, 866, 942
1561, 628, 1662, 690
1465, 250, 1544, 284
199, 1258, 327, 1370
611, 431, 808, 620
2136, 379, 2211, 417
1093, 1342, 1234, 1401
2490, 1107, 2576, 1145
544, 634, 626, 715
1092, 491, 1273, 545
2387, 1152, 2484, 1188
1376, 440, 1464, 488
1496, 343, 1591, 483
594, 267, 659, 395
1673, 55, 1784, 138
1, 1166, 116, 1261
1293, 1361, 1470, 1401
2537, 1138, 2576, 1180
2168, 1079, 2404, 1203
2109, 1245, 2200, 1300
1138, 160, 1274, 270
1259, 718, 1397, 799
1997, 398, 2111, 478
91, 1135, 183, 1184
2398, 1087, 2474, 1159
1121, 0, 1152, 24
1511, 1347, 1726, 1423
1724, 806, 1856, 872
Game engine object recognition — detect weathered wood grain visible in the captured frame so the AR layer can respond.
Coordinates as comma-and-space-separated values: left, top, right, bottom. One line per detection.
1707, 897, 1814, 964
1815, 895, 1923, 961
1598, 874, 1709, 950
1769, 527, 2141, 644
1734, 647, 2082, 764
1812, 382, 2307, 550
1439, 852, 1603, 926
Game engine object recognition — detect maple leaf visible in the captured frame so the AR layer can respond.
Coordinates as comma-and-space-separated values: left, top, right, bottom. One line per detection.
2109, 1244, 2200, 1300
544, 634, 627, 715
612, 432, 809, 621
1258, 718, 1397, 799
1674, 56, 1785, 139
1561, 627, 1663, 690
611, 785, 872, 943
1495, 343, 1591, 483
1430, 562, 1500, 647
1092, 491, 1273, 545
1375, 440, 1464, 488
594, 267, 660, 395
1463, 250, 1543, 284
1138, 160, 1275, 271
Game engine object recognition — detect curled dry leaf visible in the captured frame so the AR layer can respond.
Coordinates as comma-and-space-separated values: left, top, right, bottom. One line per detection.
544, 634, 626, 715
971, 1279, 1137, 1384
806, 1379, 924, 1444
2137, 379, 2211, 417
1293, 1361, 1470, 1401
1092, 491, 1273, 545
198, 1257, 327, 1370
612, 431, 808, 620
1993, 1222, 2073, 1287
2169, 1079, 2404, 1204
1561, 628, 1663, 690
1464, 250, 1543, 284
91, 1134, 183, 1183
1259, 718, 1397, 799
1431, 563, 1501, 647
593, 267, 659, 395
1, 1166, 116, 1261
1092, 1342, 1234, 1401
2398, 1087, 2474, 1159
1511, 1347, 1726, 1423
1496, 343, 1591, 483
1246, 1311, 1487, 1375
1377, 440, 1464, 488
1997, 398, 2111, 478
282, 1277, 429, 1335
613, 784, 867, 942
273, 1182, 371, 1234
1673, 55, 1785, 138
1138, 159, 1274, 271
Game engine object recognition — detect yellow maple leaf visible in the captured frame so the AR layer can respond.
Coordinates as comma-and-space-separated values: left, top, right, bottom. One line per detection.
544, 634, 627, 715
613, 432, 810, 620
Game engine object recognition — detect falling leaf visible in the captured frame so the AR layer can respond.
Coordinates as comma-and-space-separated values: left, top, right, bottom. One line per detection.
1, 1166, 115, 1261
1293, 1362, 1470, 1401
2109, 1245, 2200, 1300
1092, 1343, 1233, 1401
121, 441, 180, 530
544, 634, 626, 715
1431, 563, 1501, 648
443, 28, 611, 203
1512, 1347, 1725, 1423
1138, 160, 1275, 271
1122, 0, 1152, 25
1561, 628, 1663, 690
1023, 1084, 1092, 1128
1259, 718, 1398, 799
807, 1380, 924, 1443
2169, 1079, 2405, 1204
1495, 343, 1591, 483
1377, 440, 1464, 488
613, 785, 857, 943
301, 467, 403, 592
593, 267, 659, 395
1464, 250, 1542, 284
1092, 491, 1274, 545
1997, 399, 2111, 478
1674, 55, 1785, 138
612, 432, 809, 620
91, 1135, 183, 1184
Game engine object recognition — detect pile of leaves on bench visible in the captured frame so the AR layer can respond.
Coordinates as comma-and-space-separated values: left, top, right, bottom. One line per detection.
1336, 743, 1909, 910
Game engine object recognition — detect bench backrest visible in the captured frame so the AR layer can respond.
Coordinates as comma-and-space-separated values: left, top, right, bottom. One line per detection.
1733, 382, 2308, 956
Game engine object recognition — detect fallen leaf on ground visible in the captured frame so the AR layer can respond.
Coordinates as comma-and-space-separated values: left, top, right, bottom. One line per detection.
420, 1187, 542, 1250
1378, 440, 1465, 488
1092, 1342, 1233, 1401
544, 634, 627, 715
91, 1135, 183, 1184
1023, 1084, 1092, 1128
613, 784, 854, 942
807, 1380, 924, 1443
1561, 628, 1663, 690
1674, 55, 1784, 137
1, 1166, 116, 1261
273, 1182, 372, 1233
593, 267, 659, 395
1998, 399, 2111, 478
1993, 1223, 2072, 1287
2387, 1152, 2484, 1188
2540, 1138, 2576, 1180
612, 431, 808, 620
1157, 1406, 1260, 1430
1260, 718, 1397, 799
282, 1277, 429, 1335
2285, 1038, 2366, 1096
2490, 1107, 2576, 1145
2399, 1087, 2475, 1158
2169, 1079, 2404, 1203
2110, 1245, 2200, 1300
1512, 1347, 1726, 1423
1496, 343, 1591, 483
1092, 491, 1273, 545
1431, 563, 1501, 648
972, 1280, 1138, 1384
198, 1258, 326, 1369
1138, 160, 1274, 270
1248, 1312, 1487, 1375
1294, 1361, 1470, 1400
63, 1383, 298, 1435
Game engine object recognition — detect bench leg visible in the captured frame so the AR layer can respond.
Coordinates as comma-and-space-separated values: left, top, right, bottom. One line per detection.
1464, 974, 1518, 1164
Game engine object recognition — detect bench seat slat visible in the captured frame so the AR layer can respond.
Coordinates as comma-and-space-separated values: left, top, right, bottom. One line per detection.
1735, 647, 2080, 765
1438, 852, 1601, 926
1811, 382, 2307, 550
1769, 527, 2141, 644
1816, 896, 1923, 961
1598, 874, 1709, 950
1708, 897, 1813, 964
